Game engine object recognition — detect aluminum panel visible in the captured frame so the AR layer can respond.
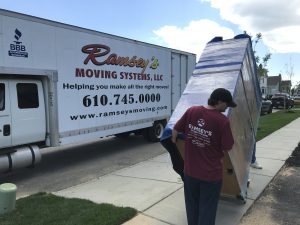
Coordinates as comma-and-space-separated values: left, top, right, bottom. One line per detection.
168, 71, 239, 129
163, 35, 261, 200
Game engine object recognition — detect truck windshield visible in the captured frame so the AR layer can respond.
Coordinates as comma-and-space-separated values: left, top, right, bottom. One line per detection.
0, 83, 4, 111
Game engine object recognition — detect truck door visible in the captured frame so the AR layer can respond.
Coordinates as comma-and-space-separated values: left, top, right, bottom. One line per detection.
171, 53, 181, 111
0, 81, 12, 148
171, 53, 188, 111
9, 79, 46, 146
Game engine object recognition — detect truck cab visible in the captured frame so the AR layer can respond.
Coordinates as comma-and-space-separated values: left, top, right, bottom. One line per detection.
0, 79, 46, 150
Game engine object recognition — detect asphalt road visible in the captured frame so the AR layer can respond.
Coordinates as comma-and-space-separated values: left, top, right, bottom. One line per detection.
0, 135, 165, 198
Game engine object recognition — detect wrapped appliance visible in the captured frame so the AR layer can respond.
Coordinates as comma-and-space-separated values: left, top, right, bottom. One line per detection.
161, 34, 262, 201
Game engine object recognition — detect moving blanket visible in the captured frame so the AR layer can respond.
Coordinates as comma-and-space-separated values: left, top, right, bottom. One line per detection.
161, 34, 262, 200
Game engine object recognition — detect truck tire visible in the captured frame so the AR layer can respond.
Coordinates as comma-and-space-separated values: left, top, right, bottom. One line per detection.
144, 120, 166, 142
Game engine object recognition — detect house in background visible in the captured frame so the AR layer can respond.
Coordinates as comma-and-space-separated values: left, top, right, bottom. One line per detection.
281, 80, 292, 94
259, 73, 292, 98
267, 74, 282, 96
259, 75, 268, 96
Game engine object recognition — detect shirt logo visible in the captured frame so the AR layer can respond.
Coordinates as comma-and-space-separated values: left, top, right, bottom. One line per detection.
197, 119, 205, 127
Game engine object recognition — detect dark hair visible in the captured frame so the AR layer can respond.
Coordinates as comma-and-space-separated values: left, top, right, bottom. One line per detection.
208, 88, 237, 108
208, 98, 217, 106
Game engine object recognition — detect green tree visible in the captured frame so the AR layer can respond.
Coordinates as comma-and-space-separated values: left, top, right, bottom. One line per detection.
252, 33, 271, 77
244, 31, 271, 77
291, 81, 300, 96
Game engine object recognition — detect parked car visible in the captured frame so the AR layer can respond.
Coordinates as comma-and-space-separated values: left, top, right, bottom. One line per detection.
271, 93, 294, 109
292, 95, 300, 107
261, 99, 272, 115
293, 95, 300, 102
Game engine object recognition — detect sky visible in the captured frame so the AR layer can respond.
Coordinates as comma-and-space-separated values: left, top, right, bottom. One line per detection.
1, 0, 300, 86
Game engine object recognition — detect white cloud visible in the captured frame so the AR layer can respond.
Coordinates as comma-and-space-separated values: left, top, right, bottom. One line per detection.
206, 0, 300, 53
153, 19, 234, 57
263, 26, 300, 53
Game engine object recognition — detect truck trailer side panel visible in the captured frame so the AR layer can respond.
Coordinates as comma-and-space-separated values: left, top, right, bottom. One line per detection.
0, 9, 196, 148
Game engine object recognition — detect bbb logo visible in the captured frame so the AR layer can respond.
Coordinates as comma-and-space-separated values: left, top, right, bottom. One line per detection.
8, 29, 28, 58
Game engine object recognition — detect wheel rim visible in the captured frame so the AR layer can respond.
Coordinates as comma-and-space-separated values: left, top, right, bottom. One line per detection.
155, 123, 164, 138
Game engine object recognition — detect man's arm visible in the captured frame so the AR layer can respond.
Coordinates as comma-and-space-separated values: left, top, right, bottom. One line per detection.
171, 107, 190, 144
171, 129, 179, 144
221, 120, 234, 152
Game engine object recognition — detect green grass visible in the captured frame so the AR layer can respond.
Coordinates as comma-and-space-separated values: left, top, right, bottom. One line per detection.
256, 109, 300, 141
0, 193, 137, 225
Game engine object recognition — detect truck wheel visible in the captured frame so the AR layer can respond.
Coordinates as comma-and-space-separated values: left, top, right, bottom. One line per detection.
115, 132, 131, 138
145, 120, 166, 142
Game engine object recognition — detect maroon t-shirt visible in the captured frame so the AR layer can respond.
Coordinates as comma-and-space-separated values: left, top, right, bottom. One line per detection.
174, 106, 234, 181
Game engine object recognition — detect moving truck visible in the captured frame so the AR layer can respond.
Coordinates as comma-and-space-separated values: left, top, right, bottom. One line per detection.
0, 9, 196, 173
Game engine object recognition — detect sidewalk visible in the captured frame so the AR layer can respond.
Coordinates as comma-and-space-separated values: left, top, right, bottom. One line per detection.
55, 118, 300, 225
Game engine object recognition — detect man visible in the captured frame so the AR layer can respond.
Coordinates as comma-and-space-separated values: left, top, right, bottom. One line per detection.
172, 88, 236, 225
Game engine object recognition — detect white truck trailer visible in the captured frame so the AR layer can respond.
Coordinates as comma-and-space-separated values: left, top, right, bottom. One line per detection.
0, 9, 196, 173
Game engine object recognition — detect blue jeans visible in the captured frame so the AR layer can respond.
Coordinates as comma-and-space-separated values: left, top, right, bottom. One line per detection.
184, 174, 222, 225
